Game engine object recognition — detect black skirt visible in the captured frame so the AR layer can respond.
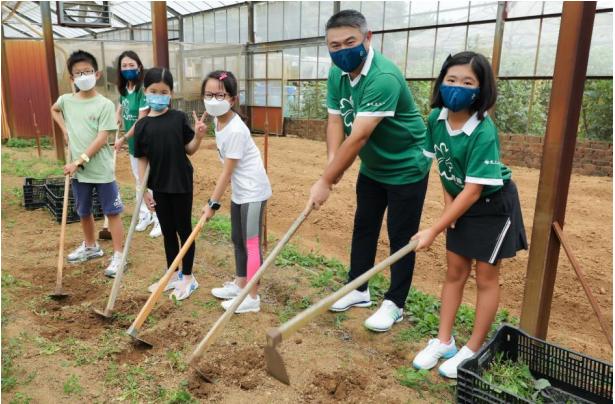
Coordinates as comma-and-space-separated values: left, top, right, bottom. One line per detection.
446, 181, 528, 264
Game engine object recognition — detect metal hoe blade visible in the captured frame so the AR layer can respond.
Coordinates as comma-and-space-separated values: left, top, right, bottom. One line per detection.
189, 363, 214, 383
49, 289, 69, 300
264, 344, 290, 385
126, 327, 153, 349
93, 307, 112, 319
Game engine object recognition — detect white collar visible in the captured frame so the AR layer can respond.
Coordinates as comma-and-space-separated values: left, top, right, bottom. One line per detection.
342, 46, 374, 87
438, 108, 484, 136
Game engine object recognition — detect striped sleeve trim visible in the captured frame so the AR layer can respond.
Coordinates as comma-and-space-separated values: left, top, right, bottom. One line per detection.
356, 111, 395, 117
465, 176, 504, 186
327, 108, 341, 115
423, 149, 436, 159
138, 106, 150, 111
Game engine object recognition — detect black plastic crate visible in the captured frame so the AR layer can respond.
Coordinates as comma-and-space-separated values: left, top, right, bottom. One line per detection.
23, 177, 67, 210
457, 324, 613, 404
44, 181, 104, 224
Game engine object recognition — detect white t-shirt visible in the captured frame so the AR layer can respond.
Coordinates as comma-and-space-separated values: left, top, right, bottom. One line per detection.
215, 114, 272, 204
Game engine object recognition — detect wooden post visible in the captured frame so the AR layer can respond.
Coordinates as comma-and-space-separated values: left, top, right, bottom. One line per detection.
29, 99, 42, 158
40, 1, 65, 162
489, 1, 506, 117
151, 2, 169, 69
519, 2, 596, 339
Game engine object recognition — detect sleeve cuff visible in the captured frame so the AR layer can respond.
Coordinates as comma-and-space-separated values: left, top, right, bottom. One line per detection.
139, 106, 150, 111
356, 111, 395, 117
423, 149, 436, 159
465, 176, 504, 186
327, 108, 341, 115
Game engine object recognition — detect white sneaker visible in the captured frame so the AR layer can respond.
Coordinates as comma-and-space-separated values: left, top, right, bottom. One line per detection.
364, 300, 403, 332
413, 337, 458, 370
221, 295, 260, 313
329, 289, 372, 312
169, 275, 199, 301
438, 345, 475, 379
211, 281, 242, 300
104, 252, 125, 278
147, 270, 182, 293
149, 215, 162, 238
136, 212, 153, 232
67, 241, 104, 263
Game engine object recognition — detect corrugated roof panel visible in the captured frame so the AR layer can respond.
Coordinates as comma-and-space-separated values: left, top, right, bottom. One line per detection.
3, 23, 34, 38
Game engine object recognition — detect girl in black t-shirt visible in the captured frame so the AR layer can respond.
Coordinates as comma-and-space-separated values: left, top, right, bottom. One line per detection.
133, 67, 207, 301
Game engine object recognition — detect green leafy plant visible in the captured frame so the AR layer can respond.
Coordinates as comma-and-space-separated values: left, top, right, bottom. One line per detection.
482, 353, 551, 402
166, 350, 188, 372
278, 296, 312, 323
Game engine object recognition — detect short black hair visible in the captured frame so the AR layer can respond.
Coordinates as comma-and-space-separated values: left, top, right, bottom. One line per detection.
431, 51, 497, 120
143, 67, 173, 91
325, 9, 368, 34
117, 50, 145, 96
67, 50, 98, 74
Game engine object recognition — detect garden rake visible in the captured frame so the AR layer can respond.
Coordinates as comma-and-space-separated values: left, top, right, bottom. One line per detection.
265, 239, 419, 385
188, 205, 313, 382
94, 165, 150, 319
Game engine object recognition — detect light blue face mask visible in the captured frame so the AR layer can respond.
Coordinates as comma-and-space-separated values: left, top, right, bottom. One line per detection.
146, 94, 170, 112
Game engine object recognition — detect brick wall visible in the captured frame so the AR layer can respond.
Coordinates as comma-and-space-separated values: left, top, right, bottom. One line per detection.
284, 119, 613, 177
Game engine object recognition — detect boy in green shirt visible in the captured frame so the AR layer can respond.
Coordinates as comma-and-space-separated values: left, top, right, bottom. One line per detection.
309, 10, 430, 333
51, 50, 125, 277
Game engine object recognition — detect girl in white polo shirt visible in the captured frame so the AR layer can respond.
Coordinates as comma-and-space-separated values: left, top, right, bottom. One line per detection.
200, 71, 272, 314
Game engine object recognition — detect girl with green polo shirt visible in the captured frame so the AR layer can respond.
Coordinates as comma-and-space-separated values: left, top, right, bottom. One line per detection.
411, 52, 527, 379
113, 50, 161, 238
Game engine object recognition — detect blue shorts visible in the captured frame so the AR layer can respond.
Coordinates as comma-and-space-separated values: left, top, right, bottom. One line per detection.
72, 179, 124, 217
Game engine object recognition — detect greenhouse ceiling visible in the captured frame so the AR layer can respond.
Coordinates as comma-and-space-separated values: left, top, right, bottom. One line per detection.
1, 1, 243, 39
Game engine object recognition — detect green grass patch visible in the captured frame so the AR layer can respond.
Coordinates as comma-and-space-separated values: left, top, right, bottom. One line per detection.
1, 151, 63, 178
157, 380, 197, 403
333, 312, 348, 329
1, 273, 32, 289
34, 336, 61, 356
5, 137, 53, 149
63, 374, 83, 396
166, 350, 188, 372
396, 366, 453, 399
278, 296, 312, 323
9, 392, 32, 404
203, 214, 232, 241
276, 244, 348, 291
399, 288, 519, 345
195, 298, 219, 310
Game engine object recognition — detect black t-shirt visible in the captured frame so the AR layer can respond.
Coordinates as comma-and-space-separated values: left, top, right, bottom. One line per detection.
133, 109, 195, 193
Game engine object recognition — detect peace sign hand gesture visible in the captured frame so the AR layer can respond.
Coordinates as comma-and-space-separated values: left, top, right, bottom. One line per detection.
193, 110, 208, 139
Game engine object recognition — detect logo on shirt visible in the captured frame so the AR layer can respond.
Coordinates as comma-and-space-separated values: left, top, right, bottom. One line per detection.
484, 159, 500, 165
435, 142, 464, 187
339, 97, 355, 129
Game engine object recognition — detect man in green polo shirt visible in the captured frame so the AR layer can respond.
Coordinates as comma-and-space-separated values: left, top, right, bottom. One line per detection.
308, 9, 430, 333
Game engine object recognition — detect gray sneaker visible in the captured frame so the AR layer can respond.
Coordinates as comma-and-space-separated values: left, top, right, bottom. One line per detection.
67, 241, 104, 263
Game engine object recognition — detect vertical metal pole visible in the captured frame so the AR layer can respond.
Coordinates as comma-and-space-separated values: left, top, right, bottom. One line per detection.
334, 1, 341, 14
489, 1, 507, 117
151, 1, 169, 69
41, 1, 65, 162
519, 2, 596, 339
527, 6, 545, 134
247, 2, 255, 131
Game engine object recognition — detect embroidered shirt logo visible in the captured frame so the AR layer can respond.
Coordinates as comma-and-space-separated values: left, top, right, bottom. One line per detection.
435, 142, 464, 186
339, 97, 355, 129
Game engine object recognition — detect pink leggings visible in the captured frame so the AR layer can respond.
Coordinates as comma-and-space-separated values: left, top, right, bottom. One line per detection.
230, 200, 267, 281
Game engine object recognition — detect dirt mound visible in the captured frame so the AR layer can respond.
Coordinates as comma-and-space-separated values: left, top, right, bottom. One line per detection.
191, 344, 264, 391
307, 370, 369, 402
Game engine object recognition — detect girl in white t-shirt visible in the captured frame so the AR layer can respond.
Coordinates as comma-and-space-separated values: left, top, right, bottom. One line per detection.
199, 71, 272, 314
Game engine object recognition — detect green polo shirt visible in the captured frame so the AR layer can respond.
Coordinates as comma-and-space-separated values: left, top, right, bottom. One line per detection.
326, 48, 430, 185
55, 93, 118, 183
119, 87, 149, 155
423, 108, 511, 197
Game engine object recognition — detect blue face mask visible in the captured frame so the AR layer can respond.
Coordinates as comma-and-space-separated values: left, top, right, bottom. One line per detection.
146, 94, 170, 112
439, 84, 480, 112
329, 43, 368, 73
121, 69, 139, 81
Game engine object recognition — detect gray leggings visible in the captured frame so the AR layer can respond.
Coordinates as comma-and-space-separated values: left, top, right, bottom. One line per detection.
230, 200, 267, 280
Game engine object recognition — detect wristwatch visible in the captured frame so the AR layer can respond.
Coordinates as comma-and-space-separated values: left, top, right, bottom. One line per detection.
208, 199, 221, 211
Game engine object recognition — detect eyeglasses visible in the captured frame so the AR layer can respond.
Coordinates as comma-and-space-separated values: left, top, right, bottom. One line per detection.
204, 92, 228, 101
72, 70, 95, 77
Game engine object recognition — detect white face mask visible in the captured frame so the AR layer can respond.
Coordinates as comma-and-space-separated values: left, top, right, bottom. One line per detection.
204, 98, 231, 117
74, 74, 97, 91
